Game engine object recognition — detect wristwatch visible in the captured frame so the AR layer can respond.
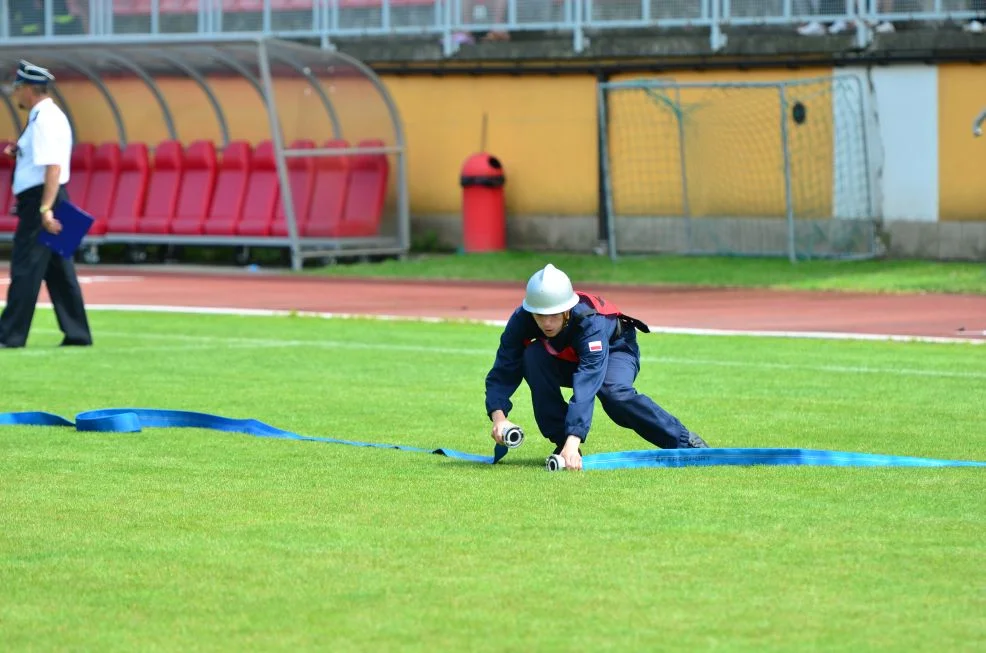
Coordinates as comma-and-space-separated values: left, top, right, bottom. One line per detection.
39, 205, 50, 214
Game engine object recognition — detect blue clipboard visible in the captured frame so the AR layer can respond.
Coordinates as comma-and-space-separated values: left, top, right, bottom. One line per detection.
38, 200, 94, 258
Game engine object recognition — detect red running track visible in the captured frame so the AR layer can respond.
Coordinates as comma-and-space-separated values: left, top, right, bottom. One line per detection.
7, 265, 983, 342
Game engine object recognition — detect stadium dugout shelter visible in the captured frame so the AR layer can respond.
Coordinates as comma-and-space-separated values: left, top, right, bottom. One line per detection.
0, 37, 410, 270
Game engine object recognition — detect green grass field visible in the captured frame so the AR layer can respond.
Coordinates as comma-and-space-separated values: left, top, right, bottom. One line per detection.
1, 308, 985, 651
305, 252, 986, 295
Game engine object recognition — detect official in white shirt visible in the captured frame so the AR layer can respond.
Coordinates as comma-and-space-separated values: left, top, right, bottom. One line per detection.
0, 60, 92, 349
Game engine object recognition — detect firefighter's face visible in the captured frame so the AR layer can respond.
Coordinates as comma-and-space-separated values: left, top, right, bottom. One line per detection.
534, 311, 568, 337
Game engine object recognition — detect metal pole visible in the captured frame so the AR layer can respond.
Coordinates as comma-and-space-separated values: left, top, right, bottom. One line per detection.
0, 0, 9, 39
778, 84, 797, 263
154, 50, 232, 147
257, 40, 303, 271
285, 41, 413, 258
573, 0, 584, 54
47, 55, 129, 145
44, 0, 54, 36
151, 0, 160, 34
711, 0, 726, 52
396, 141, 411, 259
852, 75, 877, 256
98, 50, 179, 141
442, 0, 455, 57
597, 81, 618, 261
594, 71, 611, 252
270, 51, 342, 138
674, 85, 693, 252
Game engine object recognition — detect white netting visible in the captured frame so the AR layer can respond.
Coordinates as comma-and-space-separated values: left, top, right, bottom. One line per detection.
602, 76, 878, 259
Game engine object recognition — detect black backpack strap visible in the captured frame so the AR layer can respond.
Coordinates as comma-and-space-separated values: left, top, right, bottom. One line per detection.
621, 314, 651, 334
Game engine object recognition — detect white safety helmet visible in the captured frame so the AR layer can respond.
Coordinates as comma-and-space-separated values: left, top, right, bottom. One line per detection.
522, 264, 579, 315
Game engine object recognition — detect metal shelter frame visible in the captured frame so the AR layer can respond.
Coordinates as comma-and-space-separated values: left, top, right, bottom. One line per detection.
0, 36, 410, 270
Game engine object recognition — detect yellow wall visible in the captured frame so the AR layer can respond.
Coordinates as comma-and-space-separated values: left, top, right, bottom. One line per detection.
2, 74, 599, 217
606, 68, 833, 219
0, 66, 857, 223
938, 64, 986, 221
7, 64, 986, 223
381, 75, 598, 216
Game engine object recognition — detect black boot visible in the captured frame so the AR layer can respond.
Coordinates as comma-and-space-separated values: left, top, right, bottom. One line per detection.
683, 431, 709, 448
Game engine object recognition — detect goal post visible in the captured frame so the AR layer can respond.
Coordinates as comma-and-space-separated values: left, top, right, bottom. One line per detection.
598, 76, 880, 262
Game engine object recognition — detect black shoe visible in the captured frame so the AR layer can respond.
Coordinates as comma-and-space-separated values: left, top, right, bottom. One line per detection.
59, 339, 92, 347
684, 431, 709, 448
0, 342, 21, 349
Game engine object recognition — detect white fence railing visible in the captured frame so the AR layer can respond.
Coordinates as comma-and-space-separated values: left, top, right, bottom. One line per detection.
0, 0, 981, 55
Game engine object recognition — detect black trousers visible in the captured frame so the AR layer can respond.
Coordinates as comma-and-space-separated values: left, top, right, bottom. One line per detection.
0, 184, 92, 348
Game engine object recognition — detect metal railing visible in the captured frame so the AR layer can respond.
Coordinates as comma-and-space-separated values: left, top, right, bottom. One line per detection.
0, 0, 981, 55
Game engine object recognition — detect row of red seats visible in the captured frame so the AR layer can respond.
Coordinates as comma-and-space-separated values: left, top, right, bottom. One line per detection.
0, 137, 390, 240
112, 0, 434, 14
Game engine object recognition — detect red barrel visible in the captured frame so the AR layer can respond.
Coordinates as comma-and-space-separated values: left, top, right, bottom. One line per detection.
460, 153, 506, 252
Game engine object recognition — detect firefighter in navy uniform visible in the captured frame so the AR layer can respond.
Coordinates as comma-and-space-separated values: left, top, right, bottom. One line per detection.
0, 60, 92, 349
485, 264, 708, 471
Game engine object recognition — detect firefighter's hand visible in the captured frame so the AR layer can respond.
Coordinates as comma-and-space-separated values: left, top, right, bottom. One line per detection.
559, 435, 583, 471
490, 411, 518, 446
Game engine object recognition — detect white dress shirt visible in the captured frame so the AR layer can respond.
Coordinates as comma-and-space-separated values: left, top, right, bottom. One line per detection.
12, 97, 72, 196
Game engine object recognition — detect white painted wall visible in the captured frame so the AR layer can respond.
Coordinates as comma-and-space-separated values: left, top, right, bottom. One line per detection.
866, 65, 940, 222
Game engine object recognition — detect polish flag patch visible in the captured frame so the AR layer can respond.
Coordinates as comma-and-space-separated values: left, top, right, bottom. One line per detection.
588, 340, 603, 352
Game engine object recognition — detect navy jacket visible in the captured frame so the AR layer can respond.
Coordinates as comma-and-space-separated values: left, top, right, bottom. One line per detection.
484, 297, 640, 440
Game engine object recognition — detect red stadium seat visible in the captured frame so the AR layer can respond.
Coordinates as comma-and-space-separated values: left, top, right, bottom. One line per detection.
137, 140, 183, 234
171, 140, 218, 235
0, 140, 15, 233
105, 143, 151, 234
202, 141, 252, 236
65, 142, 95, 211
271, 139, 316, 237
86, 143, 122, 236
339, 138, 389, 237
304, 139, 351, 238
236, 140, 280, 237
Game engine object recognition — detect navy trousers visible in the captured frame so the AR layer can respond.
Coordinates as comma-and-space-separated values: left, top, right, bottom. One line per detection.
522, 341, 691, 449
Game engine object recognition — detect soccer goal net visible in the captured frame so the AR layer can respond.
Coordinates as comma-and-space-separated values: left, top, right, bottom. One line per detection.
598, 76, 880, 261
